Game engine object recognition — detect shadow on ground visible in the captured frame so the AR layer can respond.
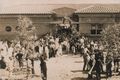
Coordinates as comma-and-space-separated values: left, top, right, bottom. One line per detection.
71, 77, 99, 80
71, 70, 83, 73
72, 56, 82, 58
71, 70, 88, 74
74, 61, 83, 63
71, 77, 86, 80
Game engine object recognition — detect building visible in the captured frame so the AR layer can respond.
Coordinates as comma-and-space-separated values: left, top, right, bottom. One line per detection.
0, 4, 120, 40
75, 5, 120, 38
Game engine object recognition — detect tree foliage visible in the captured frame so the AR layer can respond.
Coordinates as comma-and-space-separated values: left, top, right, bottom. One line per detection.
101, 23, 120, 52
17, 16, 36, 40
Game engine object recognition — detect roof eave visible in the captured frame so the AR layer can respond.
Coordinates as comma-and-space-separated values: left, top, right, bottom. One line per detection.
0, 13, 54, 15
74, 12, 120, 14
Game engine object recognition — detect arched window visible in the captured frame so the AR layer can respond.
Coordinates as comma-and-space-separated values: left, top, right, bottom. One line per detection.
5, 26, 12, 32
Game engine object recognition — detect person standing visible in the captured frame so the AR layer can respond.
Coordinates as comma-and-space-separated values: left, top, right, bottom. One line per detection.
113, 50, 119, 73
8, 57, 14, 77
40, 55, 47, 80
83, 47, 90, 71
106, 53, 113, 78
6, 44, 14, 68
55, 37, 59, 54
34, 44, 41, 77
88, 54, 96, 79
56, 43, 63, 57
49, 42, 55, 57
15, 50, 23, 68
94, 49, 103, 80
39, 44, 43, 55
45, 45, 49, 60
0, 56, 6, 69
71, 45, 76, 55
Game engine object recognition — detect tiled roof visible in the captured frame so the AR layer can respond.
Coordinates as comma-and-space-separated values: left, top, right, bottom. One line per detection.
0, 4, 91, 14
1, 4, 120, 14
75, 5, 120, 13
0, 5, 55, 14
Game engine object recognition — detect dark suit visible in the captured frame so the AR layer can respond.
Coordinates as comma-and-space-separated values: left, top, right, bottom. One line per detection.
106, 55, 112, 78
15, 52, 23, 67
40, 56, 47, 80
0, 58, 6, 69
95, 50, 103, 80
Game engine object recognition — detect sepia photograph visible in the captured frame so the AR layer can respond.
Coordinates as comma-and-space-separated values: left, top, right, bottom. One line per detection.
0, 0, 120, 80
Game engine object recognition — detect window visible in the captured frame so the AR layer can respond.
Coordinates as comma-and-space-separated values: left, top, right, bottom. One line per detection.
115, 17, 120, 23
91, 24, 96, 34
91, 24, 103, 35
5, 26, 12, 32
97, 24, 102, 34
76, 24, 79, 31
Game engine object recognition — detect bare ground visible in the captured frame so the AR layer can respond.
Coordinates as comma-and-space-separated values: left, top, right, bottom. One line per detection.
1, 54, 120, 80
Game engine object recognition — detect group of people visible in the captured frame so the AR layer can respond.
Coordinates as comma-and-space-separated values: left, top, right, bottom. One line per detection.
0, 28, 120, 80
80, 38, 120, 80
0, 31, 75, 80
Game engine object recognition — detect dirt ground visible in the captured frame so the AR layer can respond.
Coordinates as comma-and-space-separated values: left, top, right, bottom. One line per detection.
1, 54, 120, 80
47, 54, 86, 80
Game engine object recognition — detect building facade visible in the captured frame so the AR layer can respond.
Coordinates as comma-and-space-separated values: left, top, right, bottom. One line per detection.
75, 5, 120, 37
0, 4, 120, 40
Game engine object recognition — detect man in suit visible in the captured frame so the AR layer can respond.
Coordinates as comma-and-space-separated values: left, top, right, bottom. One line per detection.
40, 55, 47, 80
15, 51, 23, 68
0, 56, 6, 69
94, 49, 103, 80
106, 53, 113, 78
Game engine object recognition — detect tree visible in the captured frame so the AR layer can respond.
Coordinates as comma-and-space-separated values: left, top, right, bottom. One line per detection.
17, 16, 36, 78
101, 23, 120, 52
17, 16, 36, 41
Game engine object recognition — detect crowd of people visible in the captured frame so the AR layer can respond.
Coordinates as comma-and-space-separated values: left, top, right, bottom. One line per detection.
56, 26, 120, 80
0, 30, 80, 80
0, 34, 63, 80
81, 38, 120, 80
0, 27, 120, 80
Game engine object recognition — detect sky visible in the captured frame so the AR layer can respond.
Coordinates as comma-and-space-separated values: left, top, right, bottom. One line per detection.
0, 0, 120, 8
